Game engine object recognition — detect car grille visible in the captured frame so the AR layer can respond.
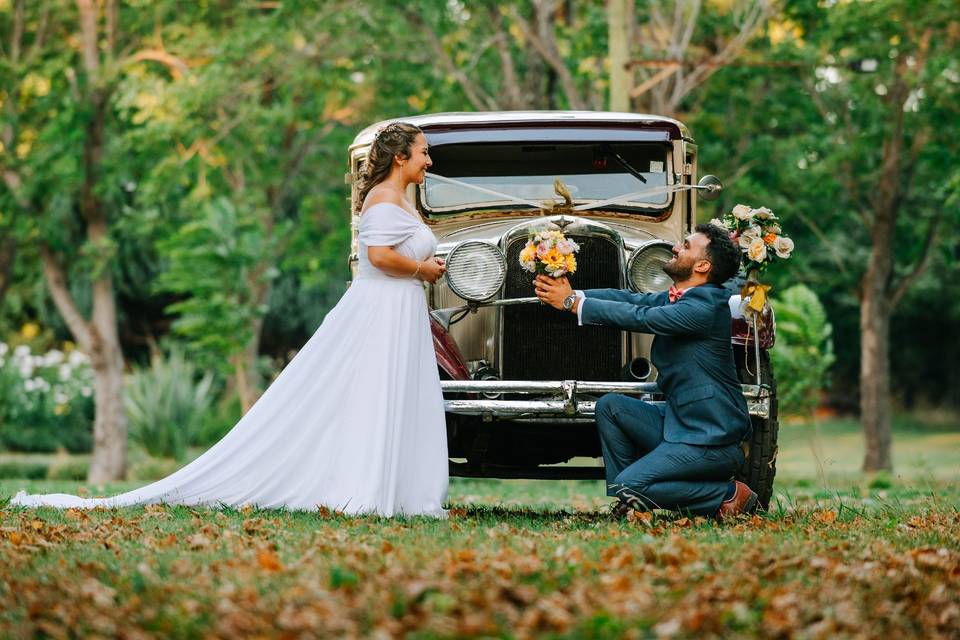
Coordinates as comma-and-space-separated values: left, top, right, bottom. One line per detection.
502, 235, 623, 381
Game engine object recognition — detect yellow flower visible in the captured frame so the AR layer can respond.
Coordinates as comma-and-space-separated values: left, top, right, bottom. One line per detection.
21, 322, 40, 339
544, 248, 563, 265
565, 254, 577, 273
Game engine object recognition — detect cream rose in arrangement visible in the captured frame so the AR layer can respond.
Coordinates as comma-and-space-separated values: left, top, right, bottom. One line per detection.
714, 203, 794, 275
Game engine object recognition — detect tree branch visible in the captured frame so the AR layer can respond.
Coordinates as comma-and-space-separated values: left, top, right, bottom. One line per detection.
28, 4, 50, 61
509, 2, 586, 110
677, 0, 771, 102
492, 7, 524, 109
75, 0, 100, 75
40, 246, 94, 352
401, 8, 498, 111
129, 49, 190, 80
10, 0, 24, 63
106, 0, 118, 58
890, 209, 943, 307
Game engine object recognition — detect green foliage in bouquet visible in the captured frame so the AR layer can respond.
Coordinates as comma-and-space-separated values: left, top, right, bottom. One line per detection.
769, 285, 836, 419
125, 346, 215, 461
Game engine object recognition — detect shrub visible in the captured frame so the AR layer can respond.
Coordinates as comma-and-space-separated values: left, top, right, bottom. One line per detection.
0, 342, 95, 453
770, 284, 836, 419
193, 391, 243, 447
0, 461, 49, 479
129, 455, 188, 482
125, 346, 215, 460
46, 459, 90, 481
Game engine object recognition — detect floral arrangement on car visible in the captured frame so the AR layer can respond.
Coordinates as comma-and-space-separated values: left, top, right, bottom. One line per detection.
518, 228, 581, 279
711, 204, 794, 314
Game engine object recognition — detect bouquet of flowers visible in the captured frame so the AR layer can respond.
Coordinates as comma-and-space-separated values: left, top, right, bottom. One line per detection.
711, 204, 794, 275
711, 204, 794, 314
519, 228, 580, 278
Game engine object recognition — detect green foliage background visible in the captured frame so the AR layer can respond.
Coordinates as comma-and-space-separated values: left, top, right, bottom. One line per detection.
1, 0, 958, 429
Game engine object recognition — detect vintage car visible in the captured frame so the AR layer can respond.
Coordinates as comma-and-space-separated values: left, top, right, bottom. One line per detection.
348, 112, 778, 508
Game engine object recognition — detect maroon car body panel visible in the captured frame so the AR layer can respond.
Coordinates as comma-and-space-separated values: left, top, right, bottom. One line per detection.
430, 317, 471, 380
730, 306, 776, 350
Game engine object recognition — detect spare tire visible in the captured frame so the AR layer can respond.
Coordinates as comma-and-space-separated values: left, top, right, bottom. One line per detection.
734, 345, 778, 511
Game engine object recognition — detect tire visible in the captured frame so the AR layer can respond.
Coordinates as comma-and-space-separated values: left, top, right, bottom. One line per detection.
734, 346, 778, 511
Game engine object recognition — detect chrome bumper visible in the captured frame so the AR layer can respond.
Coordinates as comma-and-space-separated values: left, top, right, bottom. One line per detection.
440, 380, 771, 421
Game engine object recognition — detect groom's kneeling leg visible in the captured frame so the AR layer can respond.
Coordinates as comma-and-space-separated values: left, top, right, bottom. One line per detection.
611, 442, 744, 516
596, 394, 664, 496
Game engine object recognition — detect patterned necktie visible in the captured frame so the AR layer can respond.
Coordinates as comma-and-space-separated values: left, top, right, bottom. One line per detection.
668, 286, 686, 303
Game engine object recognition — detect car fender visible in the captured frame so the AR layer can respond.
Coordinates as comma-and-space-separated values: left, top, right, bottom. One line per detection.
430, 316, 471, 380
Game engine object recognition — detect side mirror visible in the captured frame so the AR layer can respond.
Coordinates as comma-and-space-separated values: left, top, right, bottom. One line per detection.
695, 174, 723, 201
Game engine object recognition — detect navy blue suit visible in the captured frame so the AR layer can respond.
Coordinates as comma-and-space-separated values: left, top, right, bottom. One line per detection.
580, 284, 750, 515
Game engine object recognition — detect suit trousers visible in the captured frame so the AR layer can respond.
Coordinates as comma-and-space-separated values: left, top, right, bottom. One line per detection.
595, 393, 745, 516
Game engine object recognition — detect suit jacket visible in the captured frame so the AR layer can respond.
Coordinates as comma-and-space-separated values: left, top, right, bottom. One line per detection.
580, 284, 750, 446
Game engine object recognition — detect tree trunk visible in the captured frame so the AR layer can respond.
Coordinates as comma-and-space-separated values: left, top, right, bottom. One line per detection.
859, 269, 893, 472
858, 73, 908, 473
607, 0, 632, 112
40, 240, 129, 481
0, 237, 15, 303
233, 268, 273, 413
87, 327, 128, 483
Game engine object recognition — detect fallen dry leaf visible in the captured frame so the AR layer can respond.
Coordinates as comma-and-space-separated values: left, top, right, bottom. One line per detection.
256, 548, 283, 572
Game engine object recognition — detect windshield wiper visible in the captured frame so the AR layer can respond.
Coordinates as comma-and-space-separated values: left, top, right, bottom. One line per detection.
602, 144, 647, 183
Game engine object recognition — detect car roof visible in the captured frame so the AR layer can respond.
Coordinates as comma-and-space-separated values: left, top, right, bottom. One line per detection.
350, 111, 690, 151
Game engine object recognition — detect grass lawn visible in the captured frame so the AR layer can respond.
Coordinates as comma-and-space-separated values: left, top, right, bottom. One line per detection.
1, 417, 958, 638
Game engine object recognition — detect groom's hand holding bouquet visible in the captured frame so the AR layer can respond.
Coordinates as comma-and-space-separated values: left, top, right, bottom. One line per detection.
520, 227, 581, 311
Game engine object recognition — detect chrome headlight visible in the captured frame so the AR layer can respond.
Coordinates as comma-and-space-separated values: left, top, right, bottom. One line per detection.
627, 241, 674, 293
444, 240, 506, 302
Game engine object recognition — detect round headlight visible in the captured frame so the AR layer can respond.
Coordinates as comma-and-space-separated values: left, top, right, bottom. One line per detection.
445, 240, 506, 302
627, 241, 674, 293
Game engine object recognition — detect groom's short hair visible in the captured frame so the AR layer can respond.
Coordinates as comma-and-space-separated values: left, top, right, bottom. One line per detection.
695, 223, 740, 284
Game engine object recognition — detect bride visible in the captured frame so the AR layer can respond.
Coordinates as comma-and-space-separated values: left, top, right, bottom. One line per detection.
10, 122, 450, 518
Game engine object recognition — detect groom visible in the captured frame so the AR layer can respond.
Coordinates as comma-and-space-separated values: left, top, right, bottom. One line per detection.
535, 223, 757, 519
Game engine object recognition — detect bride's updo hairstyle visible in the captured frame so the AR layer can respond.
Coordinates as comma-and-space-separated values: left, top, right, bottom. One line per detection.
355, 122, 423, 211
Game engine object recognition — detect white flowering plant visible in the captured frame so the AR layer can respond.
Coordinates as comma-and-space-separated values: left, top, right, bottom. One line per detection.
710, 204, 794, 275
0, 341, 95, 452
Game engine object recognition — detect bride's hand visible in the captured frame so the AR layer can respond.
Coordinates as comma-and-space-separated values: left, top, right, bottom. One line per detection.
418, 257, 446, 283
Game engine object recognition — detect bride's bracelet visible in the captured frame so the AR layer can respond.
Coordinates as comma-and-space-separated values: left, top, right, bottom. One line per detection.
412, 260, 422, 278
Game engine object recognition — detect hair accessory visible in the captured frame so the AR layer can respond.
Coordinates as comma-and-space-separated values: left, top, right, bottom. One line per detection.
374, 122, 401, 143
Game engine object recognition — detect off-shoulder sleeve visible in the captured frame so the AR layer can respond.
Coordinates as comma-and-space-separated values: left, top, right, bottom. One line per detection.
357, 204, 421, 247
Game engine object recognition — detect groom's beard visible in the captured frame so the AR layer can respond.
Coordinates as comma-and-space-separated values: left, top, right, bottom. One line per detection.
662, 256, 693, 282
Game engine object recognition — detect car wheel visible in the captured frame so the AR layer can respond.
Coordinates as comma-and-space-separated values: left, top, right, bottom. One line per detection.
734, 345, 778, 511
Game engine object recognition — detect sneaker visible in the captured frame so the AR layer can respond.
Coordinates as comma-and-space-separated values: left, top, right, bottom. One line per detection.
717, 481, 758, 519
608, 500, 632, 520
613, 485, 650, 512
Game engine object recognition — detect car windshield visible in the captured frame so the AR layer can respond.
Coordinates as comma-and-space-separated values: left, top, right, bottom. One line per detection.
422, 142, 671, 214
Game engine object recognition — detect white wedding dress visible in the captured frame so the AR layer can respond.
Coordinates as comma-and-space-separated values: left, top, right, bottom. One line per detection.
10, 203, 449, 517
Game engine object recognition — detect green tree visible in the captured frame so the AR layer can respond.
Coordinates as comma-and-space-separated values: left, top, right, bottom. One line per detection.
130, 3, 362, 411
0, 0, 155, 481
695, 0, 960, 470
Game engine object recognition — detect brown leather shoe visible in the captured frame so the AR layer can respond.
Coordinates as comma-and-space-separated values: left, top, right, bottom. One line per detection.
717, 481, 758, 519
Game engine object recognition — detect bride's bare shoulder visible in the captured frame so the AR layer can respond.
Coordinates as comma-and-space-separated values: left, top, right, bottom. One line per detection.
360, 186, 404, 214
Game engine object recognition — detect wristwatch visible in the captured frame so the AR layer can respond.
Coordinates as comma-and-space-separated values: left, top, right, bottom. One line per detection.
562, 293, 578, 311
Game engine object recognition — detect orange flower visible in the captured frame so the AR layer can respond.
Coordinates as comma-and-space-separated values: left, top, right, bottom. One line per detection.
763, 232, 778, 245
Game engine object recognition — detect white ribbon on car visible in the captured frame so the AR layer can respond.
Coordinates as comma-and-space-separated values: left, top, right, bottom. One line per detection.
424, 172, 545, 209
424, 172, 698, 212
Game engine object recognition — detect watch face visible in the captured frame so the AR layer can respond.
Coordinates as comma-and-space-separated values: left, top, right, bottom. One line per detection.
563, 294, 575, 310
